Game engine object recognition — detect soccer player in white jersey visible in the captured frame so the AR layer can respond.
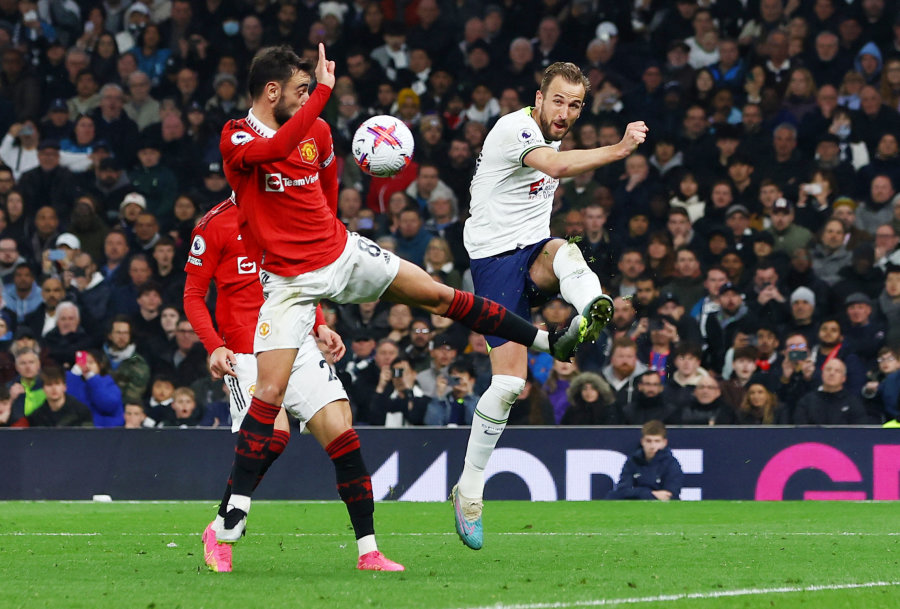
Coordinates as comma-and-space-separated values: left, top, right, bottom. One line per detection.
452, 62, 648, 549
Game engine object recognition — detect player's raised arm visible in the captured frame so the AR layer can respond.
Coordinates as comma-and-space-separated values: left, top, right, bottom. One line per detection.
524, 121, 648, 179
221, 43, 335, 168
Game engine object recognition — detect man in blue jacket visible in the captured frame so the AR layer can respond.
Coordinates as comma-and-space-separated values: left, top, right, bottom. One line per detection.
606, 420, 684, 501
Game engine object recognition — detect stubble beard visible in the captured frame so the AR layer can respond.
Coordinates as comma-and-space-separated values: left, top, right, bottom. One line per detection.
273, 95, 293, 127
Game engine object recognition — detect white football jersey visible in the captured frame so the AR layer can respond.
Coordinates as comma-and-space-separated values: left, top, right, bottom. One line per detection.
464, 107, 561, 259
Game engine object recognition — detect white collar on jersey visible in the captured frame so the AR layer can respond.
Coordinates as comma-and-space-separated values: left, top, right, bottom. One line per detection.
246, 108, 276, 139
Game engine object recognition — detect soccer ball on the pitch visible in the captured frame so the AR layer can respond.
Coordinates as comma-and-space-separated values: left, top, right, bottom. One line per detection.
351, 115, 415, 178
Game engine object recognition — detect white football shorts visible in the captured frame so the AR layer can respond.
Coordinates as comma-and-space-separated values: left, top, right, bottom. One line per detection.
254, 231, 400, 353
226, 334, 348, 432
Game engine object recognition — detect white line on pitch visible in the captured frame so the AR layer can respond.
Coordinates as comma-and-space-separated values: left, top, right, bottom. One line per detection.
3, 531, 898, 537
456, 581, 900, 609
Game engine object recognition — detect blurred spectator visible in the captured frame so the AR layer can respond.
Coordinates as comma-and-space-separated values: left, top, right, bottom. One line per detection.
0, 384, 12, 426
123, 402, 154, 428
681, 372, 730, 425
58, 114, 98, 173
794, 358, 868, 424
110, 255, 153, 317
130, 134, 177, 219
603, 336, 647, 407
0, 237, 25, 284
157, 317, 207, 386
424, 357, 479, 426
0, 121, 39, 179
734, 381, 784, 424
393, 207, 431, 268
66, 195, 108, 263
8, 343, 44, 421
4, 263, 41, 322
104, 315, 150, 405
100, 228, 131, 285
347, 336, 397, 423
561, 371, 620, 425
84, 159, 133, 224
369, 353, 428, 426
403, 318, 432, 371
123, 71, 160, 131
23, 275, 65, 337
132, 211, 162, 252
545, 359, 580, 424
158, 386, 203, 427
422, 236, 461, 289
144, 373, 174, 424
65, 349, 124, 427
12, 367, 93, 428
18, 142, 78, 220
862, 346, 900, 423
42, 301, 94, 368
1, 47, 41, 121
90, 83, 139, 166
415, 332, 458, 399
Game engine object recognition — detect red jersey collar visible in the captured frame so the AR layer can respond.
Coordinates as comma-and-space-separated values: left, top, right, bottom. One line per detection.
246, 109, 276, 138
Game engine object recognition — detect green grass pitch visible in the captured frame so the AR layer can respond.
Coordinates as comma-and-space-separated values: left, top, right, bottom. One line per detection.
1, 501, 898, 609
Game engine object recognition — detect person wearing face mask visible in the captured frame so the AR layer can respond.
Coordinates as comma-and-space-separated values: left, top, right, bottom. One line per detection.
115, 3, 151, 54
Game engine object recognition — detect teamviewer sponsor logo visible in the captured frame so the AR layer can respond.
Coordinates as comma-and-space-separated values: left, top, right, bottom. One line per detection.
265, 173, 284, 192
265, 172, 320, 192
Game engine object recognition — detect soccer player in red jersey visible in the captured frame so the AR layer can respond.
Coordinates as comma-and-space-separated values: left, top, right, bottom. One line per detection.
185, 197, 404, 572
216, 44, 584, 556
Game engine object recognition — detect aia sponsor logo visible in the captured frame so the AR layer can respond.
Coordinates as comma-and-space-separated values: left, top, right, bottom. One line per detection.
528, 177, 557, 200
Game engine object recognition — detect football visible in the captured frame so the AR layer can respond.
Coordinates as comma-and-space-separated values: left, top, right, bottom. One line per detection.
351, 115, 415, 178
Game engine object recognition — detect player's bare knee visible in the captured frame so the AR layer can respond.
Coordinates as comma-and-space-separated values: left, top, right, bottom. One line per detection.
253, 383, 287, 406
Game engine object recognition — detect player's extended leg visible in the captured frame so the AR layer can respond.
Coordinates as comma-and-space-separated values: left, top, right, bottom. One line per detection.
218, 348, 297, 543
382, 259, 581, 360
451, 342, 526, 550
205, 409, 290, 572
306, 400, 404, 571
536, 239, 614, 343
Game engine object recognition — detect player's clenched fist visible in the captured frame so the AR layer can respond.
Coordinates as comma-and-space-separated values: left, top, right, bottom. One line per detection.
620, 121, 648, 153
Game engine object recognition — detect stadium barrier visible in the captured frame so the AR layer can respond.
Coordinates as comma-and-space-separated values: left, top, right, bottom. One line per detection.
1, 427, 897, 501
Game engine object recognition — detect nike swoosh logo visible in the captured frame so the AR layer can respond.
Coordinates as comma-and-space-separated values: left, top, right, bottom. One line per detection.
484, 430, 501, 435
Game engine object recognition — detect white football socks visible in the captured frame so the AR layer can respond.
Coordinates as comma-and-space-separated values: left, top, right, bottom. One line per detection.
552, 241, 603, 315
228, 494, 251, 515
357, 534, 377, 557
458, 375, 526, 499
532, 330, 550, 352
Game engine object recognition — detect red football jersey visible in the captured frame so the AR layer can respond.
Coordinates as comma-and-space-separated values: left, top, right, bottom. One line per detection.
219, 85, 345, 276
183, 199, 261, 354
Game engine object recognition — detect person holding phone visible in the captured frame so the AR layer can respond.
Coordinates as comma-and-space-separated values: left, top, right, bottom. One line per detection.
65, 349, 124, 428
425, 358, 479, 426
369, 354, 428, 426
776, 332, 816, 422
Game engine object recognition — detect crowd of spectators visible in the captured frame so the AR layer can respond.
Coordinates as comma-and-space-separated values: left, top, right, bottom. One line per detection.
1, 0, 899, 428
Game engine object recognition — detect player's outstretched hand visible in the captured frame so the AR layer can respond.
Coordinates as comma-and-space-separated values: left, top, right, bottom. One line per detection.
316, 325, 346, 362
620, 121, 648, 153
315, 42, 336, 90
209, 345, 238, 379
